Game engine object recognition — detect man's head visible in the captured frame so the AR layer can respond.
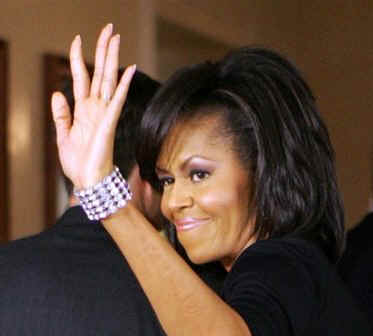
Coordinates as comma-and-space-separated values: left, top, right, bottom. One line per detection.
62, 69, 164, 229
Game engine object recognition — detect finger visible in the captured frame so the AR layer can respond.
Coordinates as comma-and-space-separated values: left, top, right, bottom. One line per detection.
90, 23, 113, 97
101, 34, 120, 102
107, 64, 137, 126
51, 92, 71, 145
70, 35, 90, 101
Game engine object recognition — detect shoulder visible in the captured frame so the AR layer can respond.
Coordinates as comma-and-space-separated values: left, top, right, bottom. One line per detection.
0, 209, 78, 284
0, 229, 54, 272
0, 230, 51, 257
222, 238, 331, 335
0, 230, 59, 302
227, 237, 327, 286
223, 237, 328, 302
222, 237, 373, 335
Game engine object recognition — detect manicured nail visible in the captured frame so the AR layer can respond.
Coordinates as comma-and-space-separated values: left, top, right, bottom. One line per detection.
75, 35, 81, 45
52, 92, 65, 110
110, 34, 120, 45
106, 23, 113, 33
123, 64, 136, 81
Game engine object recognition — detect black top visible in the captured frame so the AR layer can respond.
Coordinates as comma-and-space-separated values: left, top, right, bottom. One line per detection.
222, 238, 372, 335
0, 206, 165, 336
339, 213, 373, 328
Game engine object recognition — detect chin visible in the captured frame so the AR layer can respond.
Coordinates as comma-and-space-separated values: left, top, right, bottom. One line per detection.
185, 248, 217, 265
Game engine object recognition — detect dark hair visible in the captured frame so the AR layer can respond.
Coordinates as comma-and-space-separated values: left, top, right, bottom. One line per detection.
62, 69, 160, 195
137, 47, 345, 262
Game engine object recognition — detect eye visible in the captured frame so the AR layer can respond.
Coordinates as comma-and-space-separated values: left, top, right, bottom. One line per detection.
190, 170, 210, 183
158, 176, 174, 188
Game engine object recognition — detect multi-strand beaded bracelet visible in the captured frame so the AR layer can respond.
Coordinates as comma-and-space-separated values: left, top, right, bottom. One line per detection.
74, 166, 132, 221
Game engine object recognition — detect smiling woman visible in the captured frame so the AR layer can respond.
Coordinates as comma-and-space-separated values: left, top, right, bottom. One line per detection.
53, 25, 372, 335
134, 47, 372, 334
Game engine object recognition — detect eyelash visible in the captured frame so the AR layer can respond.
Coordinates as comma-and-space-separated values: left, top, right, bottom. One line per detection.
157, 170, 210, 188
190, 170, 210, 182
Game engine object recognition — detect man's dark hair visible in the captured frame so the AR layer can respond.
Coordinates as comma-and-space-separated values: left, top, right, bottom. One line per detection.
62, 69, 160, 195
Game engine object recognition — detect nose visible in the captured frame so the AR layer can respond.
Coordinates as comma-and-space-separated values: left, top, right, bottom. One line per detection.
162, 181, 193, 215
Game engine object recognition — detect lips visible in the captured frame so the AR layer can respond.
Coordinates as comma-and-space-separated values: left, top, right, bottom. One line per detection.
174, 218, 209, 232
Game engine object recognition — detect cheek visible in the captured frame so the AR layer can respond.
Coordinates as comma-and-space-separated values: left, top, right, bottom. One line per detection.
204, 182, 251, 228
198, 186, 240, 216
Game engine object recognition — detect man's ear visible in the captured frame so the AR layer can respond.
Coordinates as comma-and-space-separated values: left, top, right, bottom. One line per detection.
127, 164, 140, 188
142, 179, 153, 196
128, 164, 156, 201
128, 164, 163, 231
127, 164, 145, 212
142, 180, 164, 231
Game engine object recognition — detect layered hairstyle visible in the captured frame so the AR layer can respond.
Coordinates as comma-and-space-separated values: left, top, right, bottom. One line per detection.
137, 47, 345, 262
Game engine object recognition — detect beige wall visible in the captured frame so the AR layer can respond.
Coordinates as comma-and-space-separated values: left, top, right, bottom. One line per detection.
297, 1, 373, 229
1, 0, 372, 239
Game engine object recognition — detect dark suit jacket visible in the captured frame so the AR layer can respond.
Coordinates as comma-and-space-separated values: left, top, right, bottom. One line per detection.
0, 206, 165, 336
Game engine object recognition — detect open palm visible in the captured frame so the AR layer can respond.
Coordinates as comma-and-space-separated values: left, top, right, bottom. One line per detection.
51, 24, 136, 190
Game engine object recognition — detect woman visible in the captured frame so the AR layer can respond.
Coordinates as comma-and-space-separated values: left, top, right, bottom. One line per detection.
52, 24, 372, 335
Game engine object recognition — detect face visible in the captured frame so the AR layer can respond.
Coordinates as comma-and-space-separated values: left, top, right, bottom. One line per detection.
156, 113, 257, 270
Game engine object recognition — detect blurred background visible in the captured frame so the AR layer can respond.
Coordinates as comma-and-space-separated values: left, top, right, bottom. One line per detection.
0, 0, 372, 240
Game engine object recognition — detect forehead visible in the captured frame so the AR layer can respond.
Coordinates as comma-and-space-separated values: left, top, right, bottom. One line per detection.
157, 114, 234, 169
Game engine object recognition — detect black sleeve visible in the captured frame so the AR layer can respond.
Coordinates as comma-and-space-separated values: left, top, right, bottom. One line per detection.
222, 245, 320, 336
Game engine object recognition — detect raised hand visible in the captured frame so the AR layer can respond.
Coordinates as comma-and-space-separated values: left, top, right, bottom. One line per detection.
51, 24, 136, 190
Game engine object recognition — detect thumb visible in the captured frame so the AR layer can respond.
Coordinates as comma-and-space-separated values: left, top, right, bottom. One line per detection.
51, 91, 71, 145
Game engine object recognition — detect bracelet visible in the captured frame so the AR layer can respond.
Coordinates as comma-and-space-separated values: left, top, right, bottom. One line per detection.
73, 166, 132, 221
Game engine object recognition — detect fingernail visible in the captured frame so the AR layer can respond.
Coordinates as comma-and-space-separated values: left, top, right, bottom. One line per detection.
106, 23, 113, 33
75, 35, 81, 45
52, 92, 64, 108
123, 65, 136, 80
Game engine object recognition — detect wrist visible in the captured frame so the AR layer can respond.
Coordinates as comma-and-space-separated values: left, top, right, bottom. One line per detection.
75, 164, 115, 190
74, 166, 132, 220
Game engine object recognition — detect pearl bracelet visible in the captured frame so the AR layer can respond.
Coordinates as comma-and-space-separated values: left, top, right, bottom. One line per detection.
74, 166, 132, 221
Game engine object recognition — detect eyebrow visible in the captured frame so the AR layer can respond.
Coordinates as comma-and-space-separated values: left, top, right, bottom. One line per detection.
156, 155, 217, 174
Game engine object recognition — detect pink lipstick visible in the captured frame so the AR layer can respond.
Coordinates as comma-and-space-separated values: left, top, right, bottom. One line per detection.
174, 218, 208, 232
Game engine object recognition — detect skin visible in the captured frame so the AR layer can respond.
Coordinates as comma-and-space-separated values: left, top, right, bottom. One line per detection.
128, 164, 165, 231
157, 115, 257, 270
52, 24, 252, 335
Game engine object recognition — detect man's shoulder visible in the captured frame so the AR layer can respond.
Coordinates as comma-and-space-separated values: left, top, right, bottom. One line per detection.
0, 230, 50, 254
0, 208, 78, 276
0, 229, 54, 272
0, 231, 59, 301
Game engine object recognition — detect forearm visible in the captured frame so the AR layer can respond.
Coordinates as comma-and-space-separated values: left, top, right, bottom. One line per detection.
102, 204, 251, 336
